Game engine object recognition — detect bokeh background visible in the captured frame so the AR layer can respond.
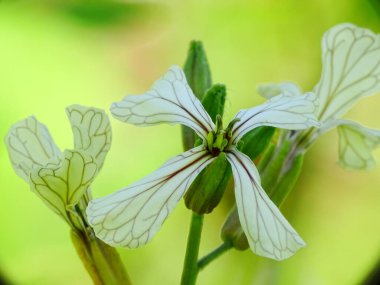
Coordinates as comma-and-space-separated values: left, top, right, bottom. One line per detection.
0, 0, 380, 284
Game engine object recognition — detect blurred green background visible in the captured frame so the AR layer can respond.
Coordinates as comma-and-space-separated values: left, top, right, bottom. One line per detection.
0, 0, 379, 284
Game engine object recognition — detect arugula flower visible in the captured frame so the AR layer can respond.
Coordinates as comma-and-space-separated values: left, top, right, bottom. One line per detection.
87, 65, 319, 260
258, 23, 380, 169
5, 105, 111, 228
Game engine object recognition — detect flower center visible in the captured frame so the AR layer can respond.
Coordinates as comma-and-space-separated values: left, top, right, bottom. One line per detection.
206, 115, 240, 156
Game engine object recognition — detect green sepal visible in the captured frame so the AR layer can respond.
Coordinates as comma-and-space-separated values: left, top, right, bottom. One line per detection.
181, 40, 212, 150
184, 153, 231, 214
238, 126, 275, 160
257, 144, 276, 172
220, 205, 249, 250
260, 139, 291, 194
194, 137, 203, 147
201, 84, 226, 124
270, 153, 304, 206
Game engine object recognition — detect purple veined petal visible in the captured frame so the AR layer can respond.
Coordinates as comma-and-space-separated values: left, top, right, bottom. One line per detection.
226, 148, 305, 260
314, 23, 380, 122
230, 92, 320, 144
4, 116, 62, 183
110, 65, 215, 141
86, 145, 215, 248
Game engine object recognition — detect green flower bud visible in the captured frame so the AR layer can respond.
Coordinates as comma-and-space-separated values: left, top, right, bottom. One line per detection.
270, 153, 304, 206
260, 139, 291, 194
238, 126, 275, 160
213, 132, 225, 149
220, 206, 249, 250
184, 153, 231, 215
201, 84, 226, 123
182, 40, 212, 150
183, 41, 212, 99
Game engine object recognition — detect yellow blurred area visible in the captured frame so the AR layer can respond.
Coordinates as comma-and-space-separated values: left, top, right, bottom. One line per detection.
0, 0, 379, 284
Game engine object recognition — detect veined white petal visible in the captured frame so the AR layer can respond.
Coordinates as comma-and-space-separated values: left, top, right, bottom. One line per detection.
257, 82, 303, 99
335, 120, 380, 170
66, 105, 112, 170
110, 65, 215, 140
86, 146, 215, 248
4, 116, 61, 182
30, 149, 98, 224
315, 23, 380, 122
226, 148, 305, 260
231, 93, 320, 144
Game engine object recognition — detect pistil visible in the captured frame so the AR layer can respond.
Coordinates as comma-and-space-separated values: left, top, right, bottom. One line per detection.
206, 116, 240, 156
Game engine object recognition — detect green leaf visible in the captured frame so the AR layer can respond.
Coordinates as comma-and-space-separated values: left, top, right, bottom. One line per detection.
62, 1, 159, 27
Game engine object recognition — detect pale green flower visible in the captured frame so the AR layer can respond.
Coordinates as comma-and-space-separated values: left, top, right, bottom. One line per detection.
258, 23, 380, 169
87, 65, 320, 260
5, 105, 111, 227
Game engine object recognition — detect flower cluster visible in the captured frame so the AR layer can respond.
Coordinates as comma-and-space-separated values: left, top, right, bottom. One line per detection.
5, 105, 111, 229
258, 23, 380, 169
86, 65, 319, 260
5, 23, 379, 268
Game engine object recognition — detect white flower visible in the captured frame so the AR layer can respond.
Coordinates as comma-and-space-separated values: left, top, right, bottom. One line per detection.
86, 65, 319, 260
5, 105, 111, 226
258, 23, 380, 169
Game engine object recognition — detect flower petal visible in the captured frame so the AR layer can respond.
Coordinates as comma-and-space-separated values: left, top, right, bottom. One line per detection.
86, 146, 215, 248
231, 93, 320, 144
30, 149, 98, 224
257, 82, 302, 99
66, 105, 112, 170
315, 23, 380, 122
4, 116, 61, 182
110, 65, 215, 140
226, 148, 305, 260
336, 120, 380, 170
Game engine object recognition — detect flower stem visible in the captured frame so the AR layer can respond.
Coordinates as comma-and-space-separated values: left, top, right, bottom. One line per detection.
197, 241, 233, 270
71, 229, 132, 285
181, 213, 204, 285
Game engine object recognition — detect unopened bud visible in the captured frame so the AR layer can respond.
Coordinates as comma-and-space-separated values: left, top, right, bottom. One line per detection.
183, 41, 212, 99
182, 41, 212, 150
202, 84, 226, 123
184, 153, 231, 214
220, 206, 249, 250
270, 153, 304, 206
238, 126, 275, 160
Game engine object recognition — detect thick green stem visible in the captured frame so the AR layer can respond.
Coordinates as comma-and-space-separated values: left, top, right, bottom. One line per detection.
197, 241, 233, 270
71, 230, 105, 285
71, 229, 132, 285
181, 213, 204, 285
